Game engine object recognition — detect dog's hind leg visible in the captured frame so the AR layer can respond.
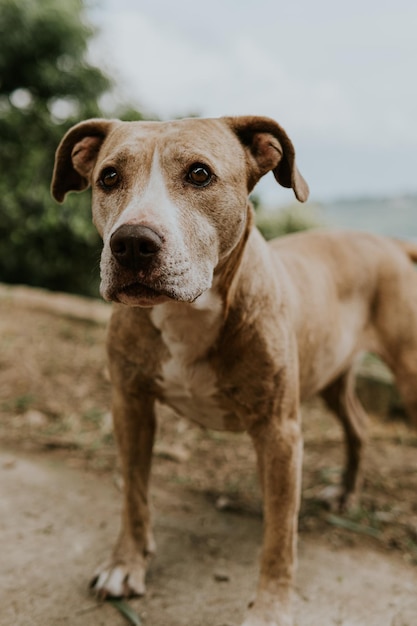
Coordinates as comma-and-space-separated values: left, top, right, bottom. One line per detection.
386, 349, 417, 429
321, 367, 368, 511
372, 254, 417, 429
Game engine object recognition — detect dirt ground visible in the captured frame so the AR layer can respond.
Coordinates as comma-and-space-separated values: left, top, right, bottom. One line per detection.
1, 285, 416, 626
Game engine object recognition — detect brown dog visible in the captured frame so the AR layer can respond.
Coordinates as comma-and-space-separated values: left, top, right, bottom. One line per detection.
52, 116, 417, 626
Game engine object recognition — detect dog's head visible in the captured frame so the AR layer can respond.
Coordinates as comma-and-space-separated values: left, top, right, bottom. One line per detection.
52, 116, 308, 306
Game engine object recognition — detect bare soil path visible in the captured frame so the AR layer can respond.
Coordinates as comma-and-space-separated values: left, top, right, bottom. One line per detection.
1, 448, 416, 626
1, 285, 416, 625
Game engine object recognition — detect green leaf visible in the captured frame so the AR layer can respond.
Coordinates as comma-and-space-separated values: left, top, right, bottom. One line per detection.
327, 514, 380, 538
108, 599, 142, 625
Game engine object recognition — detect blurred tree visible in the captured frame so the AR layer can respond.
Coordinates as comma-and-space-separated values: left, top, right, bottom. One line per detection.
0, 0, 143, 296
256, 203, 324, 240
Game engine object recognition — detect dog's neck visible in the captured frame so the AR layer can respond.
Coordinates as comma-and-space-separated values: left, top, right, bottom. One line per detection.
215, 202, 254, 315
150, 284, 223, 362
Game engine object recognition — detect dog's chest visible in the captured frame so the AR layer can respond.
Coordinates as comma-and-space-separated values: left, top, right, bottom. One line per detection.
150, 292, 241, 431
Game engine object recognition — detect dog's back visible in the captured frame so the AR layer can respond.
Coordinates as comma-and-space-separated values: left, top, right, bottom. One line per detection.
268, 229, 417, 402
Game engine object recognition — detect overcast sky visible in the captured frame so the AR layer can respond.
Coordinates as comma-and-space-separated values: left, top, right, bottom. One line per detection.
88, 0, 417, 205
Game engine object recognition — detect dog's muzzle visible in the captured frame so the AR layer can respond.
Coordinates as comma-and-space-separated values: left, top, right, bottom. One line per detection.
106, 223, 173, 306
110, 224, 163, 271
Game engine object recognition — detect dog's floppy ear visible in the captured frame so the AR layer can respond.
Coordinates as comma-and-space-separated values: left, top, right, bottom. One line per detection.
51, 118, 115, 203
224, 115, 309, 202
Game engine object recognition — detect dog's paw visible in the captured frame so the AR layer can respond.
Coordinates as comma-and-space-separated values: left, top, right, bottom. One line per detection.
240, 592, 293, 626
338, 490, 360, 513
91, 560, 147, 599
315, 485, 360, 513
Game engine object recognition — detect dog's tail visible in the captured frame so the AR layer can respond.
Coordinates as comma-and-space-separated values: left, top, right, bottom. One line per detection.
393, 238, 417, 263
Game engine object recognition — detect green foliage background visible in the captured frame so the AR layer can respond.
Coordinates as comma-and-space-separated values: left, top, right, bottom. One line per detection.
256, 203, 323, 240
0, 0, 144, 296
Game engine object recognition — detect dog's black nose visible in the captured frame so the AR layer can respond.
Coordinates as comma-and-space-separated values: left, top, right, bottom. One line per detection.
110, 224, 163, 270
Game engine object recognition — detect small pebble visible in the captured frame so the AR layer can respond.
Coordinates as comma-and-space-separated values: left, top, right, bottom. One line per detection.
23, 409, 48, 427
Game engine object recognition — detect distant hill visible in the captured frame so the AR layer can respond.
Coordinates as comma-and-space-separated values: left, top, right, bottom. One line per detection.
319, 194, 417, 239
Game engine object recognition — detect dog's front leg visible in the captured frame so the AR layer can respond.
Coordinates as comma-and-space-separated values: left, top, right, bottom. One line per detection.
243, 406, 302, 626
92, 388, 156, 598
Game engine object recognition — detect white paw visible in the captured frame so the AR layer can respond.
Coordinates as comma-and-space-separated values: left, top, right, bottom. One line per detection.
91, 561, 147, 599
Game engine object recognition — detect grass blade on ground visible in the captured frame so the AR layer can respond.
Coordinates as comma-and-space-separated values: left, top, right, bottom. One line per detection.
108, 599, 142, 625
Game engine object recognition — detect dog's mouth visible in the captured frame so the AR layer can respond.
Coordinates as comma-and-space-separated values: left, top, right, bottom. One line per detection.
109, 282, 173, 307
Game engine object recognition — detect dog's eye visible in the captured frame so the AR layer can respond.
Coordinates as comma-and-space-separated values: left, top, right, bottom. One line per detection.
100, 167, 119, 189
187, 163, 212, 187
